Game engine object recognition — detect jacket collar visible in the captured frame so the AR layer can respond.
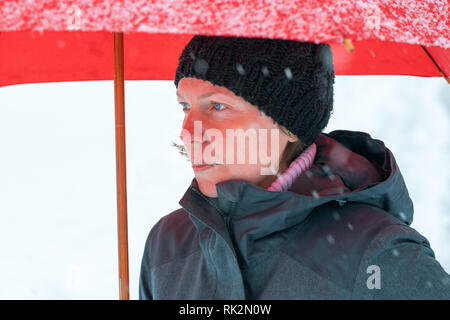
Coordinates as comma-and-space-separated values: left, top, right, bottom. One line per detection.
179, 176, 333, 268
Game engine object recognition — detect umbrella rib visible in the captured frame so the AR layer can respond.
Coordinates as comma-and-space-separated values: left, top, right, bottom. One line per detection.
420, 45, 450, 84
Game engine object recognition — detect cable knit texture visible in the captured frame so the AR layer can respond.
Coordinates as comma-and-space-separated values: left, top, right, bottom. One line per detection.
267, 142, 317, 192
174, 35, 335, 146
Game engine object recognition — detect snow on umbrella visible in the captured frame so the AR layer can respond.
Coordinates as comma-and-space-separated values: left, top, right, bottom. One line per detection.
0, 0, 449, 300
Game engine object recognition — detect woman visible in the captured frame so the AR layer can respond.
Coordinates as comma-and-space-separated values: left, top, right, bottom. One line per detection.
139, 35, 450, 299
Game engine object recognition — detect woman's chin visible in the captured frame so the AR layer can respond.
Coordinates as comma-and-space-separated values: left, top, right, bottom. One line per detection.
193, 166, 227, 197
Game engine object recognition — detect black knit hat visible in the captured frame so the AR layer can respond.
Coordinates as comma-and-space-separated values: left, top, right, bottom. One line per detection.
174, 35, 335, 146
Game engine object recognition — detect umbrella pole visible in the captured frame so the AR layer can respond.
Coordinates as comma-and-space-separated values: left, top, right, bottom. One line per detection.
113, 32, 130, 300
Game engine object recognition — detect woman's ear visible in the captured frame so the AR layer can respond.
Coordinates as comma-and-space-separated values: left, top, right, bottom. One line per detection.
287, 131, 299, 143
280, 126, 299, 143
275, 122, 299, 143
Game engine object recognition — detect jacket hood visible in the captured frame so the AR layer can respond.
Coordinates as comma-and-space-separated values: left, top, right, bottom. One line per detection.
179, 129, 414, 267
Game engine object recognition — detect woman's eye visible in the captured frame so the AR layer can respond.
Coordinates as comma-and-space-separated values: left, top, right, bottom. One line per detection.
212, 102, 228, 111
180, 102, 190, 111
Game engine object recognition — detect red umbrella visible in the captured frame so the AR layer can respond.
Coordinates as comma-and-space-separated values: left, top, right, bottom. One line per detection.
1, 0, 449, 300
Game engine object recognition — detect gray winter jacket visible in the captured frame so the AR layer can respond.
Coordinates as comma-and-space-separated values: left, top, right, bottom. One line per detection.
139, 130, 450, 299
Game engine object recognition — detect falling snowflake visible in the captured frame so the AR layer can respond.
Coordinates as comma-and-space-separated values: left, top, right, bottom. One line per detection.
441, 277, 450, 286
347, 223, 354, 231
322, 164, 332, 175
261, 66, 270, 77
392, 249, 399, 257
332, 211, 341, 221
236, 63, 245, 75
326, 234, 335, 244
193, 58, 208, 75
311, 190, 320, 199
56, 40, 66, 48
284, 67, 293, 80
328, 145, 351, 168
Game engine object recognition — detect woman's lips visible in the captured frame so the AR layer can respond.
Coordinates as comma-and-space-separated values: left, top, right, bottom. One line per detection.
191, 163, 219, 172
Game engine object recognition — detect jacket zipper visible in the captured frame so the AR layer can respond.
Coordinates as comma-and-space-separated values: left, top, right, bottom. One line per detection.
224, 213, 250, 298
223, 213, 245, 268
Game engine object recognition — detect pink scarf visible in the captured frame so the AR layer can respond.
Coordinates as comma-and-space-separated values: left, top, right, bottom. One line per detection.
267, 143, 317, 192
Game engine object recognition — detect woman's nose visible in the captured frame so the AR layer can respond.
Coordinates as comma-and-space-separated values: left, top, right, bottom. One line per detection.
180, 110, 205, 143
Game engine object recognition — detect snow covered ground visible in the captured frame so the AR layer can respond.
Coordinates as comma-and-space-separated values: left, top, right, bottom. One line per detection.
0, 76, 449, 299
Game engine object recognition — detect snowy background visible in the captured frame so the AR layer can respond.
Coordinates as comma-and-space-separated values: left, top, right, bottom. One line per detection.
0, 76, 449, 299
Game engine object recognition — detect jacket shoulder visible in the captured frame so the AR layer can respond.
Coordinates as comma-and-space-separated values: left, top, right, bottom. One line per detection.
282, 201, 408, 291
142, 208, 200, 269
351, 221, 450, 299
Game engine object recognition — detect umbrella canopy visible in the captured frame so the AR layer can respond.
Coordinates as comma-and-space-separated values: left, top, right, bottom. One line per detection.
0, 0, 449, 300
1, 0, 449, 87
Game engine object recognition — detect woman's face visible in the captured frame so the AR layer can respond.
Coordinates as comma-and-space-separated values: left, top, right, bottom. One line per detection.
177, 77, 296, 197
